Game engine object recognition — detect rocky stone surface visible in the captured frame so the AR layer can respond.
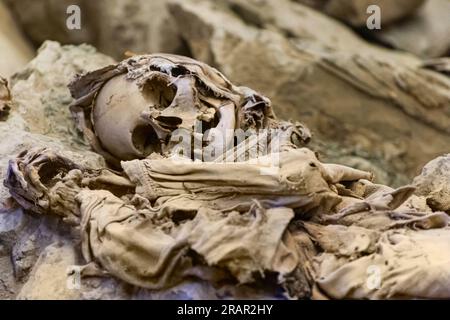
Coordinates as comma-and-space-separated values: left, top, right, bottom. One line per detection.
4, 0, 186, 60
413, 154, 450, 213
0, 41, 111, 299
92, 0, 186, 59
168, 0, 450, 186
8, 41, 115, 144
294, 0, 449, 59
3, 0, 95, 50
296, 0, 425, 27
17, 241, 82, 299
373, 0, 450, 58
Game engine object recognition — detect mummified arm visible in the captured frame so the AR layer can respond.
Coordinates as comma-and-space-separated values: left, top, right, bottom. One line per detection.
4, 148, 82, 218
4, 148, 135, 224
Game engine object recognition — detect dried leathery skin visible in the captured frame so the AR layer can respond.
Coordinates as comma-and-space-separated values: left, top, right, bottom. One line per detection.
4, 148, 134, 224
4, 148, 83, 218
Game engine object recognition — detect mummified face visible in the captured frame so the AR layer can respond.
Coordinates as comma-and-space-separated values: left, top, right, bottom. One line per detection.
69, 54, 277, 165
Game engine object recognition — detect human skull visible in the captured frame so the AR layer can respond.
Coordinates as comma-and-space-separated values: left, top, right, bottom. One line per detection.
69, 54, 309, 166
92, 73, 175, 160
0, 76, 11, 120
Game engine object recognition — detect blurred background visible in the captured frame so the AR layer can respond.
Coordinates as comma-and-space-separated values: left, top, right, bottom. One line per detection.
1, 0, 449, 187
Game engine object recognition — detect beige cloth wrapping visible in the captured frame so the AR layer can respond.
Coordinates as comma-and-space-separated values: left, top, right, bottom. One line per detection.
5, 147, 450, 297
77, 189, 296, 288
188, 206, 296, 283
306, 179, 450, 299
122, 148, 372, 217
312, 228, 450, 299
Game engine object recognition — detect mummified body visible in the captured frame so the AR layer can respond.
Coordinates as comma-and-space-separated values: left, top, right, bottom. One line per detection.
4, 54, 450, 299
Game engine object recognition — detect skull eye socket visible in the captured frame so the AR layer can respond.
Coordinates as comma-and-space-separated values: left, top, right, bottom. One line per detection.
142, 77, 176, 110
131, 125, 161, 156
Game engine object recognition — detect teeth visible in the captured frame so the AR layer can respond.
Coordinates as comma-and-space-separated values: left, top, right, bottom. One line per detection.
71, 54, 278, 164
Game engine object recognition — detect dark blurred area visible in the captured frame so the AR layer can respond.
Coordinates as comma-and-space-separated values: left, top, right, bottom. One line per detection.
3, 0, 449, 60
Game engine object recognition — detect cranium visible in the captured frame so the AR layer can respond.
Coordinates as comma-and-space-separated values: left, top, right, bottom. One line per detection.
69, 54, 292, 166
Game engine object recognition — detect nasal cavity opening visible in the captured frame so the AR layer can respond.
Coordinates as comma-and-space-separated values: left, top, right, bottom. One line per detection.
132, 125, 161, 157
